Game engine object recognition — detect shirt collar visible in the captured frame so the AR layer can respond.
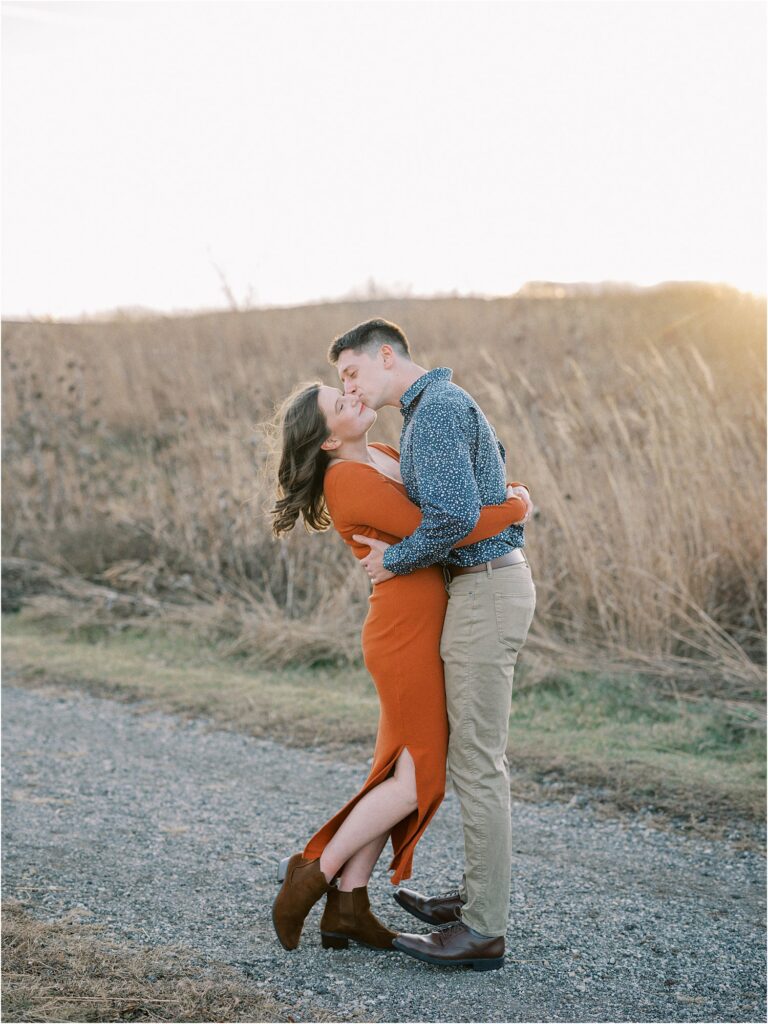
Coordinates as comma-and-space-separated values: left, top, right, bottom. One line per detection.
399, 366, 453, 415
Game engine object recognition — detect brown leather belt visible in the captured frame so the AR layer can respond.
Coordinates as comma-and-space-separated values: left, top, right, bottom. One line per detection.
446, 549, 526, 579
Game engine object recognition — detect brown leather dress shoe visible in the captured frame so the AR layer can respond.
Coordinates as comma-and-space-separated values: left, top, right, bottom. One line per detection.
393, 921, 505, 971
393, 886, 465, 925
272, 853, 331, 951
320, 883, 398, 950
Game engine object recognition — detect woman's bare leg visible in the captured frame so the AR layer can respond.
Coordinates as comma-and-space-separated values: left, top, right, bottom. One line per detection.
337, 832, 390, 891
319, 748, 417, 885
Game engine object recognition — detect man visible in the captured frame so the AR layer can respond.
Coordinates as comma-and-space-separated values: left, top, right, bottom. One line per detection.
328, 317, 536, 972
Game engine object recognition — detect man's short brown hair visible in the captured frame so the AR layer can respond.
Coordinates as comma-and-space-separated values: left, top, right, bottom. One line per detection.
327, 318, 411, 364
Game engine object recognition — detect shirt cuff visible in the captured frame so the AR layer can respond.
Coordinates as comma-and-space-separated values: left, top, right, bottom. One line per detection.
382, 544, 404, 574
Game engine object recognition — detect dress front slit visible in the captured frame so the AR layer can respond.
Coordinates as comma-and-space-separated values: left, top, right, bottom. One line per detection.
302, 557, 450, 885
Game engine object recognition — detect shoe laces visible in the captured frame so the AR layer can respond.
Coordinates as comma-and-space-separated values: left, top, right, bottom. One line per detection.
437, 921, 467, 945
436, 888, 461, 900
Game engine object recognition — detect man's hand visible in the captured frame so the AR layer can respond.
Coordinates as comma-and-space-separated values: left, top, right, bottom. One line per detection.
352, 535, 396, 584
507, 484, 533, 525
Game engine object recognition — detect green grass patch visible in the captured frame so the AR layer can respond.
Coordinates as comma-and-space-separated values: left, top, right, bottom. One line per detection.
2, 612, 378, 752
507, 671, 765, 821
3, 612, 765, 826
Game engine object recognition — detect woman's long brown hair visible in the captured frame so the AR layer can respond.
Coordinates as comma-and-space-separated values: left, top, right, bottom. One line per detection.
270, 382, 332, 537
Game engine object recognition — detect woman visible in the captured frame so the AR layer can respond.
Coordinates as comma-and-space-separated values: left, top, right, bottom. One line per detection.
269, 382, 531, 953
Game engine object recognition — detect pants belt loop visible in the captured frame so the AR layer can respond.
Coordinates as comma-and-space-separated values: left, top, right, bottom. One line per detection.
485, 560, 493, 577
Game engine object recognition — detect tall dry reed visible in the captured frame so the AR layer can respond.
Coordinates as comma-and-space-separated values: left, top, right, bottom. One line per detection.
2, 285, 765, 692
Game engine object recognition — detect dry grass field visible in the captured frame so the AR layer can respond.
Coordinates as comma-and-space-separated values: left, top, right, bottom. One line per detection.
2, 284, 765, 700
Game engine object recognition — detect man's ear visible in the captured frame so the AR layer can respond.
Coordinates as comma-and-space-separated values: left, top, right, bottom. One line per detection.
320, 437, 340, 452
379, 344, 396, 369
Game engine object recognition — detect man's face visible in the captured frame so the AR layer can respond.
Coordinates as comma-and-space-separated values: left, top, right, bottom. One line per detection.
336, 347, 390, 410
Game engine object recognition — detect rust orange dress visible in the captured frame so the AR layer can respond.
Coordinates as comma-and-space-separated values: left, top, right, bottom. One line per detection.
302, 443, 528, 885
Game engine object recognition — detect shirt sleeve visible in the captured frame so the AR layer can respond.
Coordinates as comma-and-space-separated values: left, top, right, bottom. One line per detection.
382, 401, 487, 575
325, 465, 527, 546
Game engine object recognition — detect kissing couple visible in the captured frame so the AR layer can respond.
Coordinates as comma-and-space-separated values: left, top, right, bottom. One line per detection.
270, 318, 536, 972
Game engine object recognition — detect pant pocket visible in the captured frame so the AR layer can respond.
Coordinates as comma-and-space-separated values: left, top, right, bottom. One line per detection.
440, 592, 473, 661
493, 592, 536, 651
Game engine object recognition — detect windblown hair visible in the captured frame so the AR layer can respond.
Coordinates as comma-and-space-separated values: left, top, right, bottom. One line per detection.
270, 382, 332, 537
327, 317, 411, 364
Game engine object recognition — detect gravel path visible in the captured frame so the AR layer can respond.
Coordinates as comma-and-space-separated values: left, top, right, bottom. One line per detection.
2, 683, 765, 1023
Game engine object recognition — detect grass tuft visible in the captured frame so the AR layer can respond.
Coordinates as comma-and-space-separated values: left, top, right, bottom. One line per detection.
1, 900, 347, 1023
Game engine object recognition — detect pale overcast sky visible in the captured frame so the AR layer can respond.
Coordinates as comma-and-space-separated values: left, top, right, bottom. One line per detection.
2, 0, 766, 318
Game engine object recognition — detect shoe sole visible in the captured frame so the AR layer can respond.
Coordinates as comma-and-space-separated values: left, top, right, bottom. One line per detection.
321, 930, 394, 951
392, 938, 503, 972
392, 890, 458, 927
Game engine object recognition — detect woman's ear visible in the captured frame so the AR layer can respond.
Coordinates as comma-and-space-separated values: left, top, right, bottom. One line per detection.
320, 436, 340, 452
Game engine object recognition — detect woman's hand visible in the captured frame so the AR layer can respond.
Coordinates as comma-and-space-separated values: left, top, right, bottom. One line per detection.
506, 484, 533, 525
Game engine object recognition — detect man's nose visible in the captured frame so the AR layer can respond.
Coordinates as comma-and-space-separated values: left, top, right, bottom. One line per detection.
344, 380, 357, 395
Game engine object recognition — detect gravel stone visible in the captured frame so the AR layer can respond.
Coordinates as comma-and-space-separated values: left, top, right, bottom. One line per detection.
2, 684, 765, 1022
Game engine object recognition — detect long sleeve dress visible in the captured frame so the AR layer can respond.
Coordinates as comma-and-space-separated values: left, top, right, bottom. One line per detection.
302, 443, 529, 884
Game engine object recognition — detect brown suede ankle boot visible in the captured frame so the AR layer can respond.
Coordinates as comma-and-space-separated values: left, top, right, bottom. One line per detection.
272, 854, 331, 951
320, 883, 398, 950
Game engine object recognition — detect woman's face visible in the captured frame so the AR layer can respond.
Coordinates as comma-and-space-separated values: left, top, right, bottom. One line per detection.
317, 385, 377, 445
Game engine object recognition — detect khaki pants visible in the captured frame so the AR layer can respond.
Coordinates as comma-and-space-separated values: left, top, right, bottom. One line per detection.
439, 556, 536, 937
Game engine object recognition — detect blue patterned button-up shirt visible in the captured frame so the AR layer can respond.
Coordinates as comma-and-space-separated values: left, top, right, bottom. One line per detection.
382, 367, 525, 575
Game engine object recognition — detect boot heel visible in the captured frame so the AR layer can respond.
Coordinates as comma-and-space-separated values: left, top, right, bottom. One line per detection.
277, 856, 290, 883
321, 932, 349, 950
471, 957, 504, 972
